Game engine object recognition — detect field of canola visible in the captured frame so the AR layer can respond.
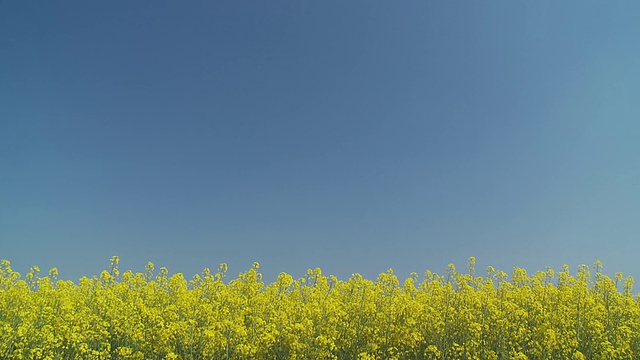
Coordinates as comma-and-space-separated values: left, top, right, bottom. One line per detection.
1, 256, 639, 360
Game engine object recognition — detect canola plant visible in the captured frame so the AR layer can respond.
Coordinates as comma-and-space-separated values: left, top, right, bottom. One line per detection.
0, 257, 638, 360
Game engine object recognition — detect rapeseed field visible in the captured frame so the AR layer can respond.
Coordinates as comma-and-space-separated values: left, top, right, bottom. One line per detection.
1, 257, 638, 360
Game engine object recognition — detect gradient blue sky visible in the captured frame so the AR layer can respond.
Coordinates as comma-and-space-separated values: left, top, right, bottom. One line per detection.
1, 1, 639, 283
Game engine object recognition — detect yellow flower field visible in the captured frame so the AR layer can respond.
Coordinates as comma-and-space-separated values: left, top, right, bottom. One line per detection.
1, 257, 638, 360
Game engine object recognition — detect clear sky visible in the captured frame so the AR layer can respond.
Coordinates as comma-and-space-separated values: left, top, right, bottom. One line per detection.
1, 1, 639, 284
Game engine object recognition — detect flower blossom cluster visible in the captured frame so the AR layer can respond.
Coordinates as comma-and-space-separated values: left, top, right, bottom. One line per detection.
0, 257, 638, 359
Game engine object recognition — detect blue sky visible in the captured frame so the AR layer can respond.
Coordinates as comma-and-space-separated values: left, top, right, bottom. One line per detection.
1, 1, 639, 283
